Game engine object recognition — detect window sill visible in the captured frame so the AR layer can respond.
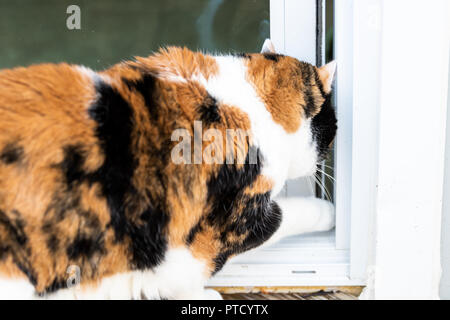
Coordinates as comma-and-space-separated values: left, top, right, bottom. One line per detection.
208, 231, 365, 287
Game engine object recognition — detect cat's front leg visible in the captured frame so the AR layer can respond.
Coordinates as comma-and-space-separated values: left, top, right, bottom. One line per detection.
262, 197, 335, 247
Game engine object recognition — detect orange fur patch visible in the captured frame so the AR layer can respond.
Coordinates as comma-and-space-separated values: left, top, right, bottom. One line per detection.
133, 47, 219, 82
245, 54, 326, 133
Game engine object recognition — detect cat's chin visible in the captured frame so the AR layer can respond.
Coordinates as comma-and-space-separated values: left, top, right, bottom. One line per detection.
286, 156, 319, 179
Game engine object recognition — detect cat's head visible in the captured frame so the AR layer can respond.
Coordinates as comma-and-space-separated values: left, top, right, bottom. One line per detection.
247, 39, 337, 179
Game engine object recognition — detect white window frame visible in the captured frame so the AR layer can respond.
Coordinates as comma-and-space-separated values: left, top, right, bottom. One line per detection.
208, 0, 369, 288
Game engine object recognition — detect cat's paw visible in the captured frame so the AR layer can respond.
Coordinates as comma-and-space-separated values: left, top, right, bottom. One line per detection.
313, 198, 335, 231
202, 289, 223, 300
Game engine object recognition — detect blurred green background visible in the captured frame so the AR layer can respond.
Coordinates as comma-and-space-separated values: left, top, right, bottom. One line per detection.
0, 0, 269, 70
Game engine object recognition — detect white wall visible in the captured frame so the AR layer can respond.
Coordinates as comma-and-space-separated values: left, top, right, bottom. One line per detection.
440, 53, 450, 300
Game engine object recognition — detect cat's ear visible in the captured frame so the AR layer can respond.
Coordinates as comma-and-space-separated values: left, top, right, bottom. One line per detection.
317, 60, 337, 93
261, 39, 276, 54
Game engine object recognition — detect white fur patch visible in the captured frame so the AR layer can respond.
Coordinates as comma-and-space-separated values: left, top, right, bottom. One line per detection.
0, 277, 35, 300
76, 65, 99, 81
155, 68, 188, 83
151, 247, 210, 299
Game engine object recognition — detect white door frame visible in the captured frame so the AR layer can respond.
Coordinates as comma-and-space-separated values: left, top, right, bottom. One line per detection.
363, 0, 450, 299
334, 0, 449, 298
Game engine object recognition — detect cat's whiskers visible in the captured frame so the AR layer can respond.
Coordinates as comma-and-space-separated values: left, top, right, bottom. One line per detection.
320, 163, 335, 171
316, 168, 335, 182
313, 173, 332, 201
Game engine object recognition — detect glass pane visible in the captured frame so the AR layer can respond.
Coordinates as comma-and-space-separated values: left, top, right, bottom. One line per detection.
324, 0, 335, 203
315, 0, 335, 203
0, 0, 269, 70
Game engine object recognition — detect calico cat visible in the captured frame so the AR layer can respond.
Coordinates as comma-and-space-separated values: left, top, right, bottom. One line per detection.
0, 40, 337, 299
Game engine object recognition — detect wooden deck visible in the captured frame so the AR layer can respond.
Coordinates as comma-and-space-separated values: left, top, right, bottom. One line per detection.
222, 291, 358, 300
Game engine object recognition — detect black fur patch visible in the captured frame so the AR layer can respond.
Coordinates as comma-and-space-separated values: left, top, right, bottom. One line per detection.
231, 53, 251, 59
0, 143, 24, 164
206, 146, 263, 227
41, 278, 67, 295
41, 192, 105, 292
46, 234, 59, 253
42, 190, 81, 224
186, 221, 203, 245
212, 250, 233, 274
15, 262, 37, 286
0, 209, 28, 247
204, 146, 281, 274
311, 94, 337, 161
212, 195, 282, 274
240, 199, 282, 249
198, 95, 221, 124
67, 233, 105, 260
59, 144, 86, 188
0, 244, 10, 261
312, 66, 327, 98
123, 74, 158, 119
299, 62, 317, 118
88, 79, 168, 269
262, 53, 284, 62
128, 205, 169, 269
42, 193, 104, 262
303, 89, 316, 118
0, 209, 37, 286
88, 80, 137, 240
